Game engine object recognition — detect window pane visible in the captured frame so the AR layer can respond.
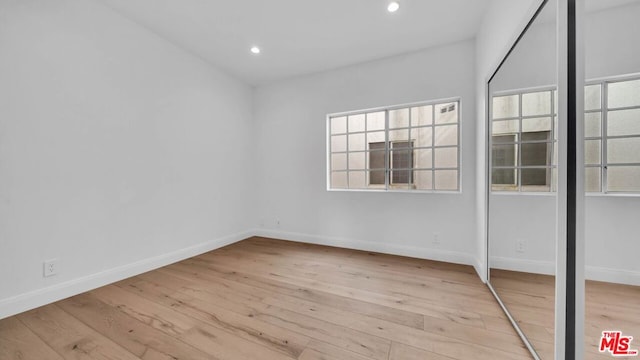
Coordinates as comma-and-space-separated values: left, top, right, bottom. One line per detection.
585, 167, 601, 192
415, 149, 432, 169
493, 134, 516, 144
607, 166, 640, 191
367, 171, 385, 187
607, 166, 640, 192
522, 91, 551, 116
522, 117, 552, 132
521, 168, 550, 188
434, 147, 457, 168
493, 95, 519, 119
331, 135, 346, 152
367, 150, 385, 170
348, 114, 365, 132
435, 102, 458, 124
585, 140, 601, 165
366, 111, 385, 131
492, 168, 516, 187
391, 171, 412, 186
348, 171, 366, 189
585, 84, 601, 111
434, 125, 458, 146
391, 142, 412, 169
367, 131, 385, 145
411, 106, 433, 126
390, 150, 411, 169
585, 112, 601, 137
348, 152, 366, 170
389, 129, 409, 142
434, 170, 457, 190
608, 137, 640, 164
608, 79, 640, 109
522, 142, 550, 166
331, 116, 347, 134
331, 153, 347, 171
348, 133, 365, 151
522, 131, 550, 142
414, 170, 433, 190
492, 144, 517, 167
369, 170, 385, 185
608, 109, 640, 137
492, 120, 519, 135
389, 108, 409, 129
331, 172, 348, 189
413, 127, 432, 148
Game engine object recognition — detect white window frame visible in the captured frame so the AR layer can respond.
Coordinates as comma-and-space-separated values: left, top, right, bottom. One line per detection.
490, 73, 640, 195
585, 73, 640, 194
490, 86, 558, 193
326, 98, 462, 193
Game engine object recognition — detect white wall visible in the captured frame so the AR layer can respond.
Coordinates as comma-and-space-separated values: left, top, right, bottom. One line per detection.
0, 0, 254, 318
253, 40, 478, 267
475, 0, 542, 280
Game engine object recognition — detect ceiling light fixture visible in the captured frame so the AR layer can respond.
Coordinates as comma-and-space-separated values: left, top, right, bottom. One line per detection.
250, 46, 261, 54
387, 1, 400, 13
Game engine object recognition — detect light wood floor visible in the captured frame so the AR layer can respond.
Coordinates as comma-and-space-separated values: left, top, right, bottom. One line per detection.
0, 237, 533, 360
491, 269, 640, 359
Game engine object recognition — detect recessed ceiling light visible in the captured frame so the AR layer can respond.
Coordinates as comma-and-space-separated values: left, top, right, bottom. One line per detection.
250, 46, 261, 54
387, 1, 400, 12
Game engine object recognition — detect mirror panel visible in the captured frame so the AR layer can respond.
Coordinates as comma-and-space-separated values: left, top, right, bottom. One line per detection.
488, 1, 557, 358
583, 0, 640, 358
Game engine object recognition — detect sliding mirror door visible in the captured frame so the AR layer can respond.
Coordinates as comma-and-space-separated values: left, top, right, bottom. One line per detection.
583, 1, 640, 358
487, 0, 557, 358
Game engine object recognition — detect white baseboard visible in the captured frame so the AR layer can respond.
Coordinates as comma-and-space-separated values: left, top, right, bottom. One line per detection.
253, 228, 476, 267
0, 230, 252, 320
490, 256, 640, 286
489, 256, 556, 276
586, 266, 640, 286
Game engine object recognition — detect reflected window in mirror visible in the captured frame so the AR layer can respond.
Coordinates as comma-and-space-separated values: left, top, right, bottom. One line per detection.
491, 74, 640, 194
585, 75, 640, 193
491, 89, 557, 192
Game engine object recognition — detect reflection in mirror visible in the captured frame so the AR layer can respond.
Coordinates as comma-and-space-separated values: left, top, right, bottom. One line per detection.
583, 0, 640, 358
487, 0, 557, 358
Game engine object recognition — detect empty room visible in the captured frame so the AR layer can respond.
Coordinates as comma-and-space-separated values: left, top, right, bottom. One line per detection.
0, 0, 638, 359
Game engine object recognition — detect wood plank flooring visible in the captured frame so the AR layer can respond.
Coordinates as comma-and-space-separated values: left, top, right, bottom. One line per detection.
491, 269, 640, 359
0, 237, 532, 359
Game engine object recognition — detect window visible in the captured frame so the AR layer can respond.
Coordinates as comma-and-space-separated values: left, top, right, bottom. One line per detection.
491, 75, 640, 194
586, 76, 640, 193
328, 99, 460, 191
491, 89, 557, 192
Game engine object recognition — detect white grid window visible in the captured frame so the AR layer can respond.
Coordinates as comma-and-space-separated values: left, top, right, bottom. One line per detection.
491, 89, 557, 192
328, 99, 460, 192
586, 76, 640, 193
491, 74, 640, 194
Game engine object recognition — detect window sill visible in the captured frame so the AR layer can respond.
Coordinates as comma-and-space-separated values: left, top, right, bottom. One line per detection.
327, 188, 462, 195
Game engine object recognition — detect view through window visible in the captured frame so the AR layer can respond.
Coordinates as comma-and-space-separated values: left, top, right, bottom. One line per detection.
328, 99, 460, 191
491, 75, 640, 193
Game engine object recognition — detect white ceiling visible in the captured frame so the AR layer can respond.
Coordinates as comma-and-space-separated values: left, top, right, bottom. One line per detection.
97, 0, 491, 85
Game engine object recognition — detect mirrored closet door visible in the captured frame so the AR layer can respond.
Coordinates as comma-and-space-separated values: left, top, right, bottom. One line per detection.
487, 0, 558, 358
583, 0, 640, 358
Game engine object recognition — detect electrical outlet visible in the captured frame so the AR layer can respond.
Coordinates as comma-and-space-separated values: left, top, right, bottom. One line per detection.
276, 219, 281, 228
516, 239, 526, 253
44, 259, 58, 277
433, 232, 441, 245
